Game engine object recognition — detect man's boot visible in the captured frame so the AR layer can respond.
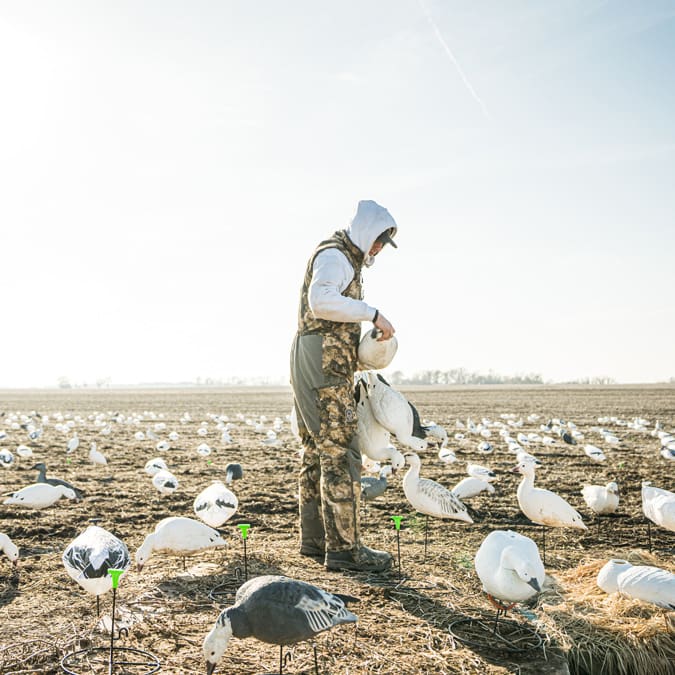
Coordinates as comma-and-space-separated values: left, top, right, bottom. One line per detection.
299, 499, 326, 561
323, 478, 392, 573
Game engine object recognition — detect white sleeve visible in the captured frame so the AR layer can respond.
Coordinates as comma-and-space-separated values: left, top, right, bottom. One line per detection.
308, 249, 377, 323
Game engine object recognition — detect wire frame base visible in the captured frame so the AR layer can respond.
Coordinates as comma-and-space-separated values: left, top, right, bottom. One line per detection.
60, 646, 161, 675
448, 613, 543, 653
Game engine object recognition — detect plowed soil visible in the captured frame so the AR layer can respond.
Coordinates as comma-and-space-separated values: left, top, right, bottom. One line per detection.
0, 385, 673, 675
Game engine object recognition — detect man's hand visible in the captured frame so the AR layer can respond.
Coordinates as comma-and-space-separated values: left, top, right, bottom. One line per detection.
374, 312, 395, 341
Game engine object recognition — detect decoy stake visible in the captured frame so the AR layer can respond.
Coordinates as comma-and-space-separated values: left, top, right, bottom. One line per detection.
390, 516, 403, 581
237, 524, 251, 581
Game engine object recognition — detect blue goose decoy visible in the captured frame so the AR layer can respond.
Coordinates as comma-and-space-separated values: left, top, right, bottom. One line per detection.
203, 575, 358, 675
32, 462, 84, 500
62, 525, 131, 614
360, 465, 392, 501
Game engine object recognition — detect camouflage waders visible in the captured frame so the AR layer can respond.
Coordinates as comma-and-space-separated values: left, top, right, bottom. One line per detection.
291, 231, 391, 571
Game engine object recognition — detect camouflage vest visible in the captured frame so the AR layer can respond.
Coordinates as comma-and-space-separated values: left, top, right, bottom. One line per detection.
297, 230, 365, 380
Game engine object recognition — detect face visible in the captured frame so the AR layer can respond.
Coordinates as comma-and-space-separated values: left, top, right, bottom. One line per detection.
368, 240, 385, 257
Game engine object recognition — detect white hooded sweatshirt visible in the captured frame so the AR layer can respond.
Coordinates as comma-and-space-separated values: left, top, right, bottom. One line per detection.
308, 200, 398, 323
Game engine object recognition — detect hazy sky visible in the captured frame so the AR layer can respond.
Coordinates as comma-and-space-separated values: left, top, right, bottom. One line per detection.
1, 1, 674, 387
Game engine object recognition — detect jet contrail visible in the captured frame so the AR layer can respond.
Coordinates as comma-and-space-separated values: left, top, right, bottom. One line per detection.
417, 0, 491, 119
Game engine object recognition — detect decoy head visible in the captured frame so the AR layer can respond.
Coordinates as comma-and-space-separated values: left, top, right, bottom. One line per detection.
403, 452, 420, 468
504, 549, 542, 593
597, 559, 632, 594
203, 609, 233, 675
606, 481, 619, 494
135, 536, 153, 572
1, 537, 19, 567
31, 462, 46, 471
511, 460, 536, 476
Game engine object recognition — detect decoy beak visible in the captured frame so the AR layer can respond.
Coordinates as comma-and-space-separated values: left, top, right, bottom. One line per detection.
206, 661, 217, 675
511, 466, 521, 473
12, 560, 18, 568
527, 578, 541, 592
137, 563, 144, 573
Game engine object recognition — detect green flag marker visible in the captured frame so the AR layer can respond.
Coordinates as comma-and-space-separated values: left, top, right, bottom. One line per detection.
108, 568, 125, 589
207, 460, 212, 465
390, 516, 403, 530
237, 524, 251, 540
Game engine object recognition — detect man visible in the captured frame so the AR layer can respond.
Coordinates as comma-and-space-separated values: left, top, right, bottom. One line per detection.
290, 199, 397, 572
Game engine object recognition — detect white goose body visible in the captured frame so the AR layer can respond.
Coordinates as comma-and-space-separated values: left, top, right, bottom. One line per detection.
0, 533, 19, 566
194, 482, 239, 528
451, 476, 495, 500
581, 482, 619, 515
62, 526, 131, 596
353, 377, 405, 469
474, 530, 545, 603
597, 559, 675, 610
362, 372, 427, 452
136, 516, 227, 570
514, 461, 586, 529
642, 482, 675, 532
3, 483, 77, 509
403, 453, 472, 522
152, 469, 179, 495
144, 457, 168, 476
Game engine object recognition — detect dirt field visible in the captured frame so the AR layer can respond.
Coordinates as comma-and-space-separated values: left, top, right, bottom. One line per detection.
0, 385, 673, 675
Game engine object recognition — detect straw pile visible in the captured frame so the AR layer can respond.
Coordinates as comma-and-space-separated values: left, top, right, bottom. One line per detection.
538, 551, 674, 675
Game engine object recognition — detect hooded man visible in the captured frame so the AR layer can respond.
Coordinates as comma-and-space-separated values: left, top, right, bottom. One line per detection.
290, 199, 397, 572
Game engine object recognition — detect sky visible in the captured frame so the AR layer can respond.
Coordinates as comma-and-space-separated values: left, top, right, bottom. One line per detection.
1, 0, 674, 387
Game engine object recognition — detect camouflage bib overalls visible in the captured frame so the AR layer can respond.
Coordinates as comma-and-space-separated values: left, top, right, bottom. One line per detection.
290, 230, 364, 554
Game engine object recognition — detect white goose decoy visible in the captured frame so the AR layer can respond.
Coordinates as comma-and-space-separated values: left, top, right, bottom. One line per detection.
0, 532, 19, 566
136, 516, 227, 571
661, 446, 675, 461
513, 460, 586, 530
144, 457, 168, 476
581, 482, 619, 515
62, 526, 131, 610
194, 481, 239, 528
353, 377, 405, 470
203, 575, 358, 675
67, 433, 79, 453
438, 447, 458, 463
152, 469, 179, 496
597, 559, 675, 610
362, 371, 428, 452
474, 530, 545, 605
584, 445, 606, 462
642, 482, 675, 533
89, 442, 107, 465
402, 453, 473, 522
3, 483, 77, 509
16, 444, 33, 458
451, 463, 498, 500
0, 449, 15, 468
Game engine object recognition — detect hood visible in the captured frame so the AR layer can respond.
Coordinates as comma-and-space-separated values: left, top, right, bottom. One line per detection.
345, 200, 398, 265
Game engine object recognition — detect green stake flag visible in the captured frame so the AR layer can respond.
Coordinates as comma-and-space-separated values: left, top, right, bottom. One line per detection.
108, 568, 125, 589
237, 524, 251, 540
390, 516, 403, 530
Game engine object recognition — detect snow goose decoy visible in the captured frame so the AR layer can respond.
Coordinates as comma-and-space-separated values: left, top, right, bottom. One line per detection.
513, 459, 586, 564
62, 525, 131, 615
642, 481, 675, 551
136, 516, 227, 571
474, 530, 545, 629
360, 465, 392, 502
66, 433, 79, 453
194, 481, 238, 528
89, 442, 107, 465
0, 449, 15, 469
597, 558, 675, 611
352, 376, 405, 470
403, 452, 472, 560
3, 483, 77, 510
31, 462, 84, 500
362, 371, 428, 452
225, 463, 243, 484
152, 469, 179, 496
0, 532, 19, 567
144, 457, 168, 476
581, 481, 619, 538
203, 575, 358, 675
583, 445, 606, 462
451, 463, 498, 501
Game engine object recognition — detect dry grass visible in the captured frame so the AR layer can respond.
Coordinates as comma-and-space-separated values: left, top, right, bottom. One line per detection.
538, 552, 675, 675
